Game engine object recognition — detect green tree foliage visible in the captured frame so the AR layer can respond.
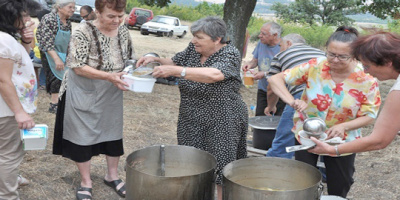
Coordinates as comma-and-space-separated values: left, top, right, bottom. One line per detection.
280, 22, 334, 49
138, 0, 171, 7
126, 0, 223, 21
360, 0, 400, 19
271, 0, 361, 26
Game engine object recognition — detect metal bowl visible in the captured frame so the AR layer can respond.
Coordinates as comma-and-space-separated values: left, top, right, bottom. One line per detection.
143, 52, 160, 58
303, 117, 326, 136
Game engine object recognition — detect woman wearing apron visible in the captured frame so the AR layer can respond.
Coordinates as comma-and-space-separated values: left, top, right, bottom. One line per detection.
53, 0, 134, 199
36, 0, 75, 113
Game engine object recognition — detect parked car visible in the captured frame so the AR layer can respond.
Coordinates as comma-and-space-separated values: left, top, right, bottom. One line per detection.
140, 15, 188, 38
70, 0, 95, 22
125, 7, 153, 29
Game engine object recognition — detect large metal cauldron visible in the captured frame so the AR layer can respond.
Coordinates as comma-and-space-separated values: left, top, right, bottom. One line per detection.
223, 157, 323, 200
125, 145, 217, 200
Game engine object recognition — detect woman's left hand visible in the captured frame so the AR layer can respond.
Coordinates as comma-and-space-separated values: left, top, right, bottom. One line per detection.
326, 124, 346, 139
308, 137, 335, 155
20, 21, 35, 44
152, 65, 179, 78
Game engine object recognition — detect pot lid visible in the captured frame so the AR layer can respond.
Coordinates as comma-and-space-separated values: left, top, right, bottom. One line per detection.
248, 116, 281, 130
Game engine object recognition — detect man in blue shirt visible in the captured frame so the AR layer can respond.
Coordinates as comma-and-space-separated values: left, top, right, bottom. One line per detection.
242, 22, 285, 116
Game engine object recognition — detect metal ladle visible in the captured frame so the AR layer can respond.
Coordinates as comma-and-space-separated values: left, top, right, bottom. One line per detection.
300, 111, 326, 138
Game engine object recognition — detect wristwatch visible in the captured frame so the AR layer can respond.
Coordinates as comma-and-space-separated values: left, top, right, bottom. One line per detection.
181, 67, 186, 78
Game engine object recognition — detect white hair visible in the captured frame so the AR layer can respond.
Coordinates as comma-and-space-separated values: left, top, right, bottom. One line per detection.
52, 0, 75, 12
263, 22, 282, 38
282, 33, 306, 45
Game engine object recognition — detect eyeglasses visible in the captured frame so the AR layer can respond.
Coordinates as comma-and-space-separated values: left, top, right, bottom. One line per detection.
259, 31, 271, 37
81, 11, 91, 20
325, 52, 351, 61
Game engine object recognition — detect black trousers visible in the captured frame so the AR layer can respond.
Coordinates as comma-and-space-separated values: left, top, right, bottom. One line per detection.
295, 140, 355, 198
255, 89, 285, 116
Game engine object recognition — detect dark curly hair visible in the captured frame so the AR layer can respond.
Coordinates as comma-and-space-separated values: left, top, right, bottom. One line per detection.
0, 0, 41, 39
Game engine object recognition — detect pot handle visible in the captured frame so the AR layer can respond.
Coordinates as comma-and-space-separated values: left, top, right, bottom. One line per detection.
316, 182, 324, 200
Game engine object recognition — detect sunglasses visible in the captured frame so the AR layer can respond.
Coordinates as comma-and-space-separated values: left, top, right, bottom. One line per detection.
81, 11, 92, 19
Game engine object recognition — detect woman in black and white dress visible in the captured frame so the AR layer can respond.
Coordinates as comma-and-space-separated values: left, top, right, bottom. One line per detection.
136, 16, 248, 200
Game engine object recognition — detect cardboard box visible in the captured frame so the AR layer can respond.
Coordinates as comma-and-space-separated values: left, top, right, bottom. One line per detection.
20, 124, 48, 150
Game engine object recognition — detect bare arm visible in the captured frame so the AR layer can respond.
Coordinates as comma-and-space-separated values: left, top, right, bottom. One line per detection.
136, 56, 175, 67
326, 115, 374, 139
268, 72, 294, 105
310, 91, 400, 154
242, 58, 258, 71
265, 84, 279, 115
152, 65, 224, 84
73, 66, 128, 91
0, 58, 35, 129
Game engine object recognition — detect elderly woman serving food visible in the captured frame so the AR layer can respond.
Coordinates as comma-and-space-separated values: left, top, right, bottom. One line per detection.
136, 16, 248, 200
52, 0, 133, 199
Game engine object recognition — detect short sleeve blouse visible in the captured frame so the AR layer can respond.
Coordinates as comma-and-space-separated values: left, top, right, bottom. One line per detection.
36, 11, 72, 52
284, 57, 381, 142
0, 32, 37, 117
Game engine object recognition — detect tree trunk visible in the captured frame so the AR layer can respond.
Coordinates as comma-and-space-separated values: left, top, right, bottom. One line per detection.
223, 0, 257, 58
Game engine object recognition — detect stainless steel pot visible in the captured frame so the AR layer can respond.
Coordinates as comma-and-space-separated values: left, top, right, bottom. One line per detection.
125, 145, 217, 200
223, 157, 323, 200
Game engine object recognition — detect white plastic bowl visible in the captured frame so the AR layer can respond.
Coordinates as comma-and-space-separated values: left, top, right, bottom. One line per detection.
320, 195, 346, 200
298, 130, 327, 146
122, 75, 156, 93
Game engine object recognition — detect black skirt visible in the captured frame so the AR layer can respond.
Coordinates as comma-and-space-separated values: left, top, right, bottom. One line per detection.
53, 92, 124, 163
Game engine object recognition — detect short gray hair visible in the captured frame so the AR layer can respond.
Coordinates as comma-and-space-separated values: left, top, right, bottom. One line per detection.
190, 16, 227, 44
52, 0, 75, 12
263, 22, 282, 38
282, 33, 306, 45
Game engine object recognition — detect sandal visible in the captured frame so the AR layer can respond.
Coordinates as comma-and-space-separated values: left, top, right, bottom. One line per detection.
103, 179, 126, 198
49, 103, 58, 114
76, 186, 92, 200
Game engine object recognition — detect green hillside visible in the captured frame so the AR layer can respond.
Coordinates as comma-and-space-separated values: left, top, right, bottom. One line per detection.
170, 0, 386, 24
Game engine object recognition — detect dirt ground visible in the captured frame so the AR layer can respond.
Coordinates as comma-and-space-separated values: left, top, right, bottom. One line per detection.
18, 22, 400, 200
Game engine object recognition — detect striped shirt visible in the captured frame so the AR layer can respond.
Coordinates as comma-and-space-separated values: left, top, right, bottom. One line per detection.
267, 44, 325, 95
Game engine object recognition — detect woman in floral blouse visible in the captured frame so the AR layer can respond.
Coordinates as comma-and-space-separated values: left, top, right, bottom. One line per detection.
268, 26, 381, 198
0, 0, 40, 199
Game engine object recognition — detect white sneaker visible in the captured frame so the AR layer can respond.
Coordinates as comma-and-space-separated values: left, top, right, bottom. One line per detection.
17, 175, 29, 187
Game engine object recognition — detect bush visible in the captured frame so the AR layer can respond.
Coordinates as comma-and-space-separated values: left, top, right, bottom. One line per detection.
126, 0, 223, 22
280, 22, 334, 49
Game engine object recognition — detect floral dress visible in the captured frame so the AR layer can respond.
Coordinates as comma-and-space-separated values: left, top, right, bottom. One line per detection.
172, 42, 248, 185
284, 57, 381, 143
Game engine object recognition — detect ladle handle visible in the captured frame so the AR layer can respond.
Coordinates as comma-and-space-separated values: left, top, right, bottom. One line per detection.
300, 111, 308, 121
160, 145, 165, 176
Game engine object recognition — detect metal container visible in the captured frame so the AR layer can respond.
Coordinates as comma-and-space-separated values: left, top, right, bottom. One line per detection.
143, 52, 160, 58
125, 145, 217, 200
248, 116, 281, 150
223, 157, 323, 200
303, 117, 326, 136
